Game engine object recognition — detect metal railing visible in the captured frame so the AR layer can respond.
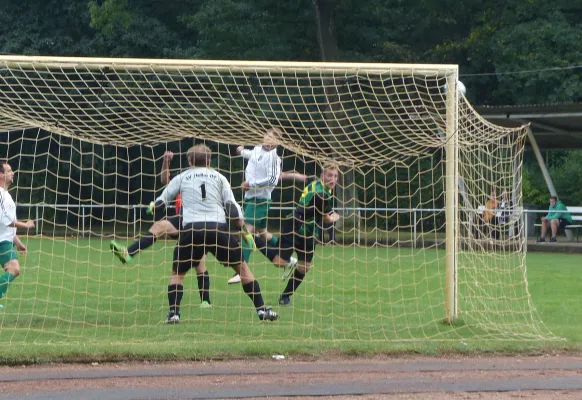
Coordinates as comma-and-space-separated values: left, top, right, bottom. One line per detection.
16, 203, 551, 244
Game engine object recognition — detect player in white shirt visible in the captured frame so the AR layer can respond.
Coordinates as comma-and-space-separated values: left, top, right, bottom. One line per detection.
0, 161, 35, 309
228, 128, 297, 284
153, 145, 278, 323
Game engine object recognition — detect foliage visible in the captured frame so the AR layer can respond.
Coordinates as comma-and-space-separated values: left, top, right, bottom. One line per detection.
0, 0, 580, 206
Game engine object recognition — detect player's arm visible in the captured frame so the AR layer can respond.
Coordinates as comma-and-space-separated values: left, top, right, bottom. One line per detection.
149, 174, 181, 215
236, 146, 252, 160
9, 219, 35, 230
280, 172, 308, 183
315, 193, 340, 224
13, 235, 26, 255
220, 175, 244, 228
160, 151, 173, 185
0, 198, 34, 230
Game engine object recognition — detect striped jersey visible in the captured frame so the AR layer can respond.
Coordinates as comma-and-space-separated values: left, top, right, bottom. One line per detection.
294, 178, 334, 236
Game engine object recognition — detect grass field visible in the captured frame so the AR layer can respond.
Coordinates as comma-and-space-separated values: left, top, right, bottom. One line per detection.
0, 237, 580, 363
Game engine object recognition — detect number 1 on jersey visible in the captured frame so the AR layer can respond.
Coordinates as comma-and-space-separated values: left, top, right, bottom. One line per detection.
200, 183, 207, 200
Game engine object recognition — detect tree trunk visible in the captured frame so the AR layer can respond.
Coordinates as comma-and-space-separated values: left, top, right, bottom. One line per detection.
313, 0, 358, 229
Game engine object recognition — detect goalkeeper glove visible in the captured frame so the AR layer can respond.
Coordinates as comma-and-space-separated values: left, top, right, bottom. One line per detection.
146, 201, 155, 216
241, 227, 257, 250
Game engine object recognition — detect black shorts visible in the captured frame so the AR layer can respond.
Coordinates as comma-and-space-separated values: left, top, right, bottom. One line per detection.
558, 218, 570, 230
167, 214, 183, 232
279, 218, 316, 264
172, 222, 242, 274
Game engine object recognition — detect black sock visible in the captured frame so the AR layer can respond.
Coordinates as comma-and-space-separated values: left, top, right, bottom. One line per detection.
197, 271, 211, 304
128, 233, 157, 256
282, 269, 305, 297
242, 280, 265, 310
253, 235, 278, 262
168, 284, 184, 314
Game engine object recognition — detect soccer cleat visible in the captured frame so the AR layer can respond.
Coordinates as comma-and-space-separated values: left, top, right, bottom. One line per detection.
166, 311, 180, 324
200, 301, 212, 309
110, 240, 132, 264
550, 237, 558, 243
281, 256, 298, 280
257, 307, 279, 321
228, 274, 242, 284
278, 295, 291, 306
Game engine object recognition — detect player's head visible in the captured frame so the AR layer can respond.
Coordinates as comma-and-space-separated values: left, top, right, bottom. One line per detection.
320, 162, 339, 190
187, 145, 212, 167
549, 195, 558, 206
262, 127, 282, 151
0, 160, 14, 188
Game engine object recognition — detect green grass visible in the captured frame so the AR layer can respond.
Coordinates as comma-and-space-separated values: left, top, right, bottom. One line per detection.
0, 237, 580, 363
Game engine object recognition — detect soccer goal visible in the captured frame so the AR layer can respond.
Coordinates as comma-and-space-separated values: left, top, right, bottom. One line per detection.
0, 56, 557, 351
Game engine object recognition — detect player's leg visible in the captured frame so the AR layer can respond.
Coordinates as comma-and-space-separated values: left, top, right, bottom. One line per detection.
233, 261, 278, 321
254, 217, 298, 277
0, 243, 20, 309
110, 216, 180, 264
195, 255, 211, 308
550, 219, 560, 242
228, 200, 259, 284
538, 217, 548, 242
227, 222, 255, 284
166, 224, 202, 324
279, 235, 315, 306
167, 269, 187, 324
213, 224, 277, 321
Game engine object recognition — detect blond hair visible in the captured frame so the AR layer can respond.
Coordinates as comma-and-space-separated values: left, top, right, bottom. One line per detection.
187, 144, 212, 167
321, 161, 339, 173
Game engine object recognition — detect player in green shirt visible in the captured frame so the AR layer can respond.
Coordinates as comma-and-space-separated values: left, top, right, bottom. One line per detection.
254, 163, 340, 305
538, 196, 572, 243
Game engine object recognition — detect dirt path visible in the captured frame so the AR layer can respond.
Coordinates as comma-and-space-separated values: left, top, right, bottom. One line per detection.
1, 355, 581, 399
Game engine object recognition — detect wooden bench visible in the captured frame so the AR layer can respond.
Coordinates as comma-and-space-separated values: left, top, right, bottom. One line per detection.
534, 206, 582, 241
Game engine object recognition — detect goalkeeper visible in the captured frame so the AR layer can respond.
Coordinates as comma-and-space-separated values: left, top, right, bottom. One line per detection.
154, 145, 278, 323
110, 150, 212, 308
254, 162, 340, 306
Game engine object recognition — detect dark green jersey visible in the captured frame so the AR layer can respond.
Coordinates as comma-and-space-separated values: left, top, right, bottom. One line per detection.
293, 178, 334, 236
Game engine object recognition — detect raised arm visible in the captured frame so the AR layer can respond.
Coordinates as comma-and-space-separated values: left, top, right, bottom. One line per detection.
220, 175, 243, 226
236, 146, 252, 160
149, 173, 182, 215
279, 172, 308, 183
0, 194, 34, 230
160, 151, 174, 185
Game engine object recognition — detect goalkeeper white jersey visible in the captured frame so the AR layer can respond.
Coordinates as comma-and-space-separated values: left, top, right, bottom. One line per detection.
157, 167, 242, 226
0, 187, 17, 243
241, 146, 281, 200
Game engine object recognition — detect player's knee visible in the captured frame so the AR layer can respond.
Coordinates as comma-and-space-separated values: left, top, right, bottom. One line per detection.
237, 262, 255, 282
298, 262, 310, 274
150, 221, 173, 236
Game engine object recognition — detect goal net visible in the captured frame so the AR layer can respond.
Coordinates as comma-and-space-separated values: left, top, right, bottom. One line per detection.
0, 56, 557, 351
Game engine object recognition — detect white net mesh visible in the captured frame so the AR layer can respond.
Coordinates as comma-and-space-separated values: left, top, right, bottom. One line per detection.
0, 56, 557, 347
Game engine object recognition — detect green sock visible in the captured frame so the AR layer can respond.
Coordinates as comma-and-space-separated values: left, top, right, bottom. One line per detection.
242, 239, 254, 263
267, 236, 278, 246
0, 272, 16, 299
